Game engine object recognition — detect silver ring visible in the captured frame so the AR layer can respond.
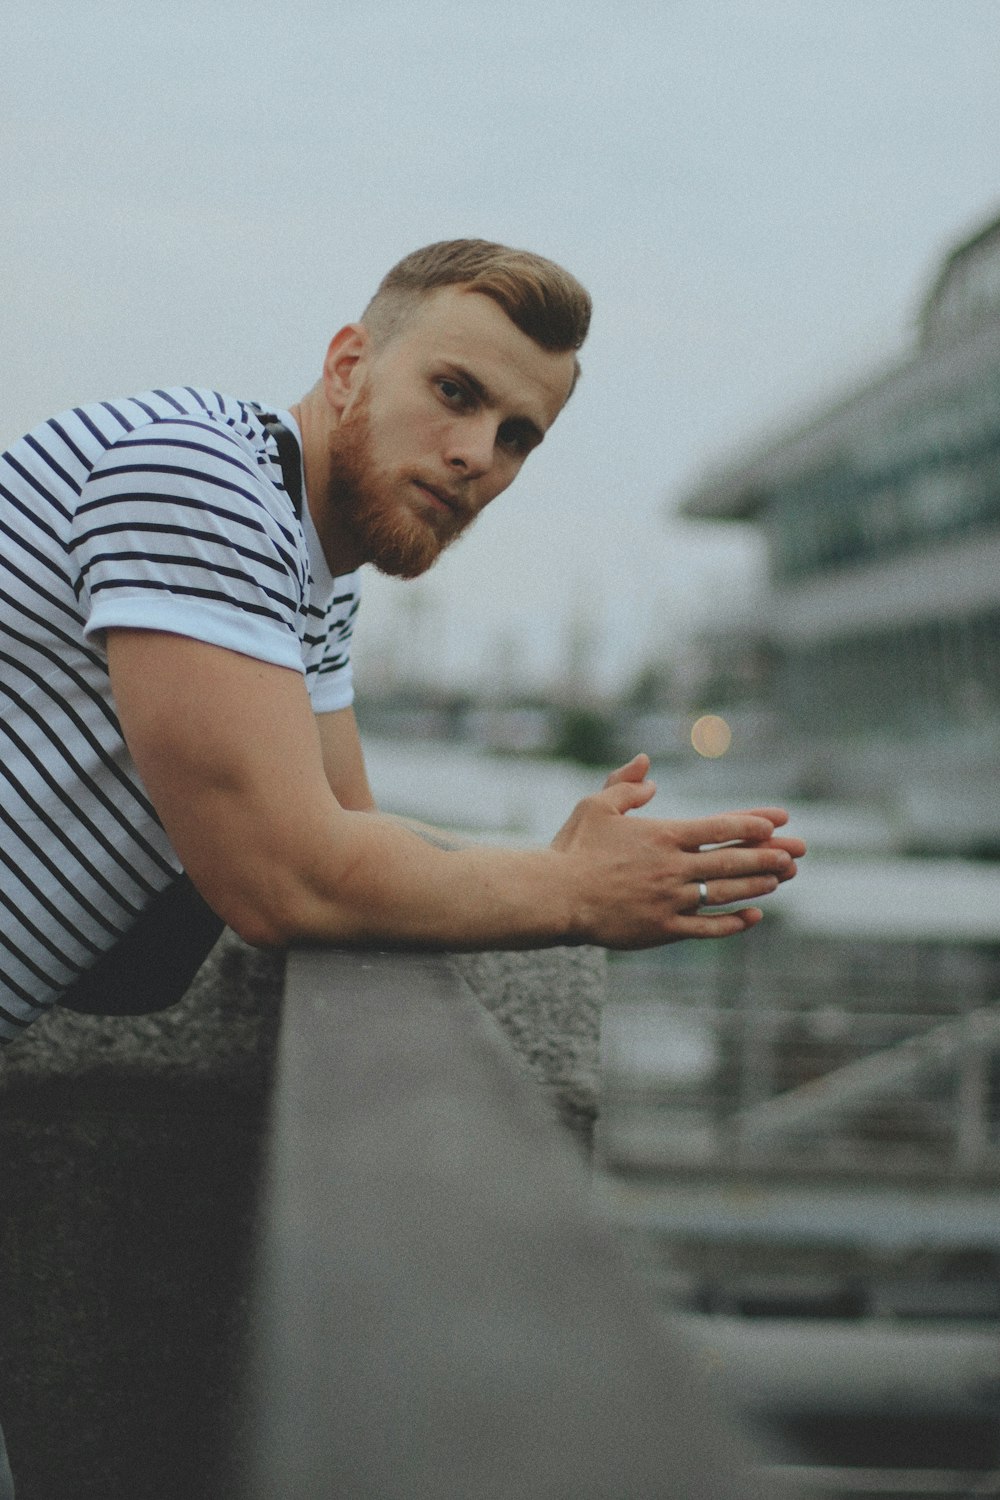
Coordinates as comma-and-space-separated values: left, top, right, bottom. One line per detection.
698, 881, 709, 906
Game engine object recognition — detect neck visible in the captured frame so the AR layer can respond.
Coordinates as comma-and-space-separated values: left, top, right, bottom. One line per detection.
290, 391, 363, 577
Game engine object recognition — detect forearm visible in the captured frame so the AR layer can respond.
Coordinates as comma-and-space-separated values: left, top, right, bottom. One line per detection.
237, 785, 801, 955
262, 810, 582, 951
367, 812, 480, 851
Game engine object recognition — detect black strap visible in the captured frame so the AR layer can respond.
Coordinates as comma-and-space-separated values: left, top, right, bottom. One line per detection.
59, 874, 225, 1015
255, 410, 303, 519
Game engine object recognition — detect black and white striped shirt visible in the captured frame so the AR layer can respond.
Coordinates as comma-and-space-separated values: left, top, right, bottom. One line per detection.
0, 387, 360, 1040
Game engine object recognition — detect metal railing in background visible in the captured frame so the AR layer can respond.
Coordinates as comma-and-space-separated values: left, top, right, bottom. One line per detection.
600, 999, 1000, 1181
595, 938, 1000, 1494
600, 936, 1000, 1183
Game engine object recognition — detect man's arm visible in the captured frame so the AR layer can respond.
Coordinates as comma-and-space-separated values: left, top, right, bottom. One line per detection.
316, 709, 468, 847
106, 630, 803, 952
315, 707, 377, 810
316, 707, 476, 850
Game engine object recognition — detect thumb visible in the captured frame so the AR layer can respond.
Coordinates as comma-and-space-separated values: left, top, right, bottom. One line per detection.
603, 753, 651, 789
600, 776, 657, 815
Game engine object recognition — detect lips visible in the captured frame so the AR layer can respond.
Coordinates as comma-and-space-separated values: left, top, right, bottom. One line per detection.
412, 479, 464, 519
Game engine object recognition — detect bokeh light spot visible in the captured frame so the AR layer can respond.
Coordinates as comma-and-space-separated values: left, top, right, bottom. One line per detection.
691, 714, 732, 758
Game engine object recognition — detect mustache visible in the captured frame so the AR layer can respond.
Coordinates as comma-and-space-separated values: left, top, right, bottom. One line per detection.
412, 478, 475, 524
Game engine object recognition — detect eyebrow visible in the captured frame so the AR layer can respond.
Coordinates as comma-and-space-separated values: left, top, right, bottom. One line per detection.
443, 362, 546, 447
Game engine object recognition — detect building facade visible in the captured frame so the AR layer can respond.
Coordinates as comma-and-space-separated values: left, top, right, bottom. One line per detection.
680, 210, 1000, 853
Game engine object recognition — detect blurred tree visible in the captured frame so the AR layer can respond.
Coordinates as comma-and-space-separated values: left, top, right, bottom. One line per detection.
551, 706, 618, 767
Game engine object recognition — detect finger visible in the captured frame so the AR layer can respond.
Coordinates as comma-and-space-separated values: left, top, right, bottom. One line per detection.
691, 845, 793, 880
735, 823, 807, 859
722, 833, 806, 874
741, 806, 791, 827
761, 834, 806, 856
674, 907, 765, 938
678, 812, 777, 848
603, 753, 651, 789
600, 777, 657, 814
690, 874, 782, 910
765, 839, 803, 881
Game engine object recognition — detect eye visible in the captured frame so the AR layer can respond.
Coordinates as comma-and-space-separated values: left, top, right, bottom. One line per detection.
497, 420, 533, 457
437, 377, 473, 410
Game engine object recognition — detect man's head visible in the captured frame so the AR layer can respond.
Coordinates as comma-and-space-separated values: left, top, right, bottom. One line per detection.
308, 240, 590, 579
361, 239, 591, 385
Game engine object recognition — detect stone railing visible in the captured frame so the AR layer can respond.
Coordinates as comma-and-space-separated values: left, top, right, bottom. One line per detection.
0, 935, 784, 1500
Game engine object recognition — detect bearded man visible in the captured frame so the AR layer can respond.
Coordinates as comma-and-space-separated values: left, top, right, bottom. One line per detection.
0, 239, 803, 1041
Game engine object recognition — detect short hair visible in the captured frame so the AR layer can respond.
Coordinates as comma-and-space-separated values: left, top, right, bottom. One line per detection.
361, 239, 592, 361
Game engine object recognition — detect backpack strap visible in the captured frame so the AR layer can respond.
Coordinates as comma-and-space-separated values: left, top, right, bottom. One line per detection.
255, 409, 304, 519
59, 874, 224, 1015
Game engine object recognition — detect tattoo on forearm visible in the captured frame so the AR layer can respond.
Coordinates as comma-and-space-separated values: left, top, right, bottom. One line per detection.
382, 814, 467, 851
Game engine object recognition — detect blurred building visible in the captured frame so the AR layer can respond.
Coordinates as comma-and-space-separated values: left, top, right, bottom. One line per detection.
679, 208, 1000, 854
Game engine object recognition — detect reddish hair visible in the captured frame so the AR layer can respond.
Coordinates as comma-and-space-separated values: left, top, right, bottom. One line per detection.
362, 239, 591, 363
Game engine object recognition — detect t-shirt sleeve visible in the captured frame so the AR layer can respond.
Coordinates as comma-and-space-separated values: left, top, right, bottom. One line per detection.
306, 578, 361, 714
71, 417, 309, 673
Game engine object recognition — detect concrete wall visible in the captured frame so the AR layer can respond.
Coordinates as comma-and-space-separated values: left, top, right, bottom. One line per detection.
0, 936, 604, 1499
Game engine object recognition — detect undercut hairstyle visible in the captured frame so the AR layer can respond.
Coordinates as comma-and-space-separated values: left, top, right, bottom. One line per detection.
361, 239, 592, 367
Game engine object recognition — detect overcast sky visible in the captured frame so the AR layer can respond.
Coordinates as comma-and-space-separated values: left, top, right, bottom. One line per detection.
4, 1, 999, 693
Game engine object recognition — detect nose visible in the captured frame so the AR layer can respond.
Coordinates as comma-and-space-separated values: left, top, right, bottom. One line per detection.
445, 414, 496, 478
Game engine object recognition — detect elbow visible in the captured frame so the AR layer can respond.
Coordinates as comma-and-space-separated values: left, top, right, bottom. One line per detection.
193, 819, 375, 950
225, 888, 317, 949
200, 870, 307, 949
227, 907, 295, 950
219, 875, 356, 950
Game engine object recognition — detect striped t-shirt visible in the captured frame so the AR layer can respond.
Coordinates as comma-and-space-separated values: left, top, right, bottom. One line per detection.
0, 386, 361, 1041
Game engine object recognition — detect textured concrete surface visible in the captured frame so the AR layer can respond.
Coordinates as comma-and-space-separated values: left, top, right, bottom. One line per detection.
450, 946, 604, 1148
1, 938, 603, 1144
0, 933, 284, 1090
0, 936, 282, 1500
245, 948, 779, 1500
0, 933, 605, 1498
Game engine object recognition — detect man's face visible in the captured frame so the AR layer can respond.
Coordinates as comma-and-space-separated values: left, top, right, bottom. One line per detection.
324, 286, 577, 578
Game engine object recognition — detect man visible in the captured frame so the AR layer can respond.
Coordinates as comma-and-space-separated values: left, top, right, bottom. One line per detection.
0, 238, 803, 1043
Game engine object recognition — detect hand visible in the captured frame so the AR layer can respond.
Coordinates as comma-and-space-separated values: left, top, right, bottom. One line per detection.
605, 756, 805, 879
551, 754, 804, 948
732, 804, 806, 882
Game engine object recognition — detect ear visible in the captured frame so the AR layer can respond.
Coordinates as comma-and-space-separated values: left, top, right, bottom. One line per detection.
321, 323, 371, 414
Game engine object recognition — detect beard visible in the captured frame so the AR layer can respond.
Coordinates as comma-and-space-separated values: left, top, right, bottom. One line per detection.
324, 389, 472, 579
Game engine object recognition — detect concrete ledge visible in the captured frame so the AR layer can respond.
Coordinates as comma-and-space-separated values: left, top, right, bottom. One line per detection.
1, 938, 604, 1144
449, 946, 604, 1148
0, 935, 282, 1500
0, 933, 285, 1090
0, 935, 606, 1498
240, 947, 783, 1500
